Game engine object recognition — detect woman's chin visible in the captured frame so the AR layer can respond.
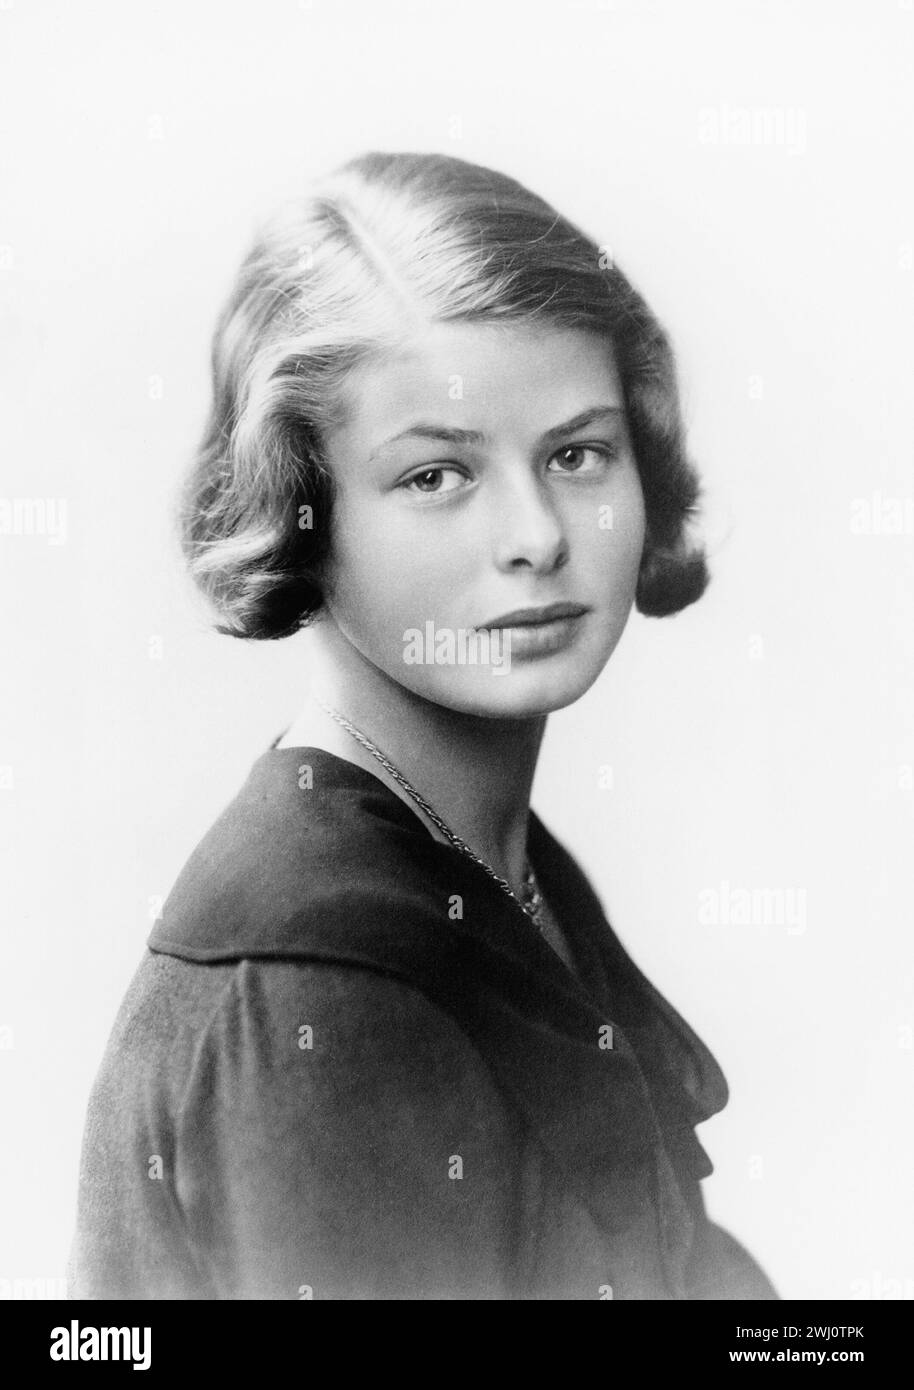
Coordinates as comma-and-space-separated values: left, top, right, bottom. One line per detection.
400, 661, 606, 720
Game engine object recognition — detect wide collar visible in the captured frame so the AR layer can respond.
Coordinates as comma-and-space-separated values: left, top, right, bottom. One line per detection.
149, 740, 728, 1203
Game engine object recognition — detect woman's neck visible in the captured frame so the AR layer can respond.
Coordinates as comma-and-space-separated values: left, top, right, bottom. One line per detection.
281, 623, 547, 896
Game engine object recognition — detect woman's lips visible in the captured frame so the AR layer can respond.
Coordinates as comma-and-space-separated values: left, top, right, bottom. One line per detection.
479, 601, 590, 628
480, 610, 589, 659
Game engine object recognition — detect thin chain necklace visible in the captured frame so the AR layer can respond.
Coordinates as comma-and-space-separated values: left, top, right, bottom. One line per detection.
311, 694, 546, 932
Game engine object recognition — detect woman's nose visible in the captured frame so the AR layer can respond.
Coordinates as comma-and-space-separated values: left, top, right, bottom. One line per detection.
489, 470, 568, 573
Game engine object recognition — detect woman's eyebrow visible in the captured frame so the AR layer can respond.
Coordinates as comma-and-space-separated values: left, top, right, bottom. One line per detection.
539, 405, 625, 443
369, 405, 624, 461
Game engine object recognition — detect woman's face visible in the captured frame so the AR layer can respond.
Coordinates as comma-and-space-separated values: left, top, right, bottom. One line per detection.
317, 320, 646, 718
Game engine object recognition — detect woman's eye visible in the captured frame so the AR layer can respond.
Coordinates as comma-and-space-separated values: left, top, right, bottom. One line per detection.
402, 466, 466, 496
547, 444, 615, 474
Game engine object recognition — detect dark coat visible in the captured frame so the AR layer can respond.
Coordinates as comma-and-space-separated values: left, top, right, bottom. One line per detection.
68, 741, 778, 1300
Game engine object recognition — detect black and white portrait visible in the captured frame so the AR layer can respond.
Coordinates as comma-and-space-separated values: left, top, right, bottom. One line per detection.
2, 0, 911, 1321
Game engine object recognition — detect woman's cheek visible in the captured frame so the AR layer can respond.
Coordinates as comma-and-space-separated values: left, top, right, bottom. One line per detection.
324, 530, 440, 661
379, 517, 476, 616
605, 471, 647, 579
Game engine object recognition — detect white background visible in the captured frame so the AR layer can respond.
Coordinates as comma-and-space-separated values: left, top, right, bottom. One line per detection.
1, 0, 912, 1301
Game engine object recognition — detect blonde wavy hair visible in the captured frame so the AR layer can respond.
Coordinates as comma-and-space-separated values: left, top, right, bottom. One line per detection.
178, 150, 710, 639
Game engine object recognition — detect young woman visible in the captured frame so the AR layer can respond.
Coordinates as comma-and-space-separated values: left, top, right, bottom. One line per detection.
69, 150, 778, 1300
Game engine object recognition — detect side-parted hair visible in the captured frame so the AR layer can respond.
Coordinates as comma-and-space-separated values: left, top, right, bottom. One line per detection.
179, 150, 710, 639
